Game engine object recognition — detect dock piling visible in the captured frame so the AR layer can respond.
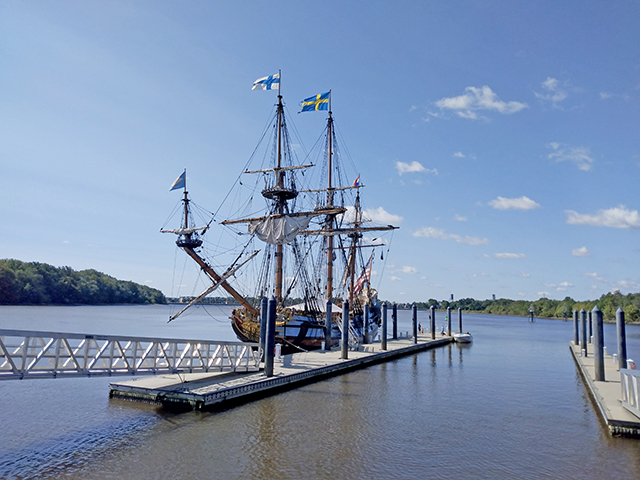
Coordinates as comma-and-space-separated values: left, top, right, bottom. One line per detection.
264, 296, 277, 377
616, 308, 627, 370
364, 302, 370, 344
381, 302, 388, 351
573, 310, 579, 345
430, 305, 436, 340
447, 306, 452, 336
580, 309, 587, 355
341, 300, 349, 359
325, 300, 332, 350
588, 310, 593, 344
458, 307, 462, 333
593, 306, 605, 381
259, 296, 268, 360
392, 303, 398, 340
412, 304, 418, 344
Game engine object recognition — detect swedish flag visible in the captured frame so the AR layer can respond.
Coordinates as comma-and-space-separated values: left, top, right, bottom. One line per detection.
299, 91, 330, 113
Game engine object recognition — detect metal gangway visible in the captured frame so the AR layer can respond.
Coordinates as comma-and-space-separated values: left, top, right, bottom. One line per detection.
621, 359, 640, 419
0, 328, 260, 380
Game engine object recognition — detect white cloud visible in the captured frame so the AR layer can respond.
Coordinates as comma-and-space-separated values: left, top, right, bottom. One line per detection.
535, 77, 568, 107
396, 161, 430, 175
611, 279, 640, 292
537, 291, 550, 298
436, 86, 528, 119
489, 196, 540, 210
584, 272, 605, 282
545, 281, 573, 291
453, 151, 465, 158
566, 206, 640, 229
454, 214, 467, 222
401, 266, 418, 274
494, 253, 526, 259
390, 276, 402, 281
413, 227, 489, 246
363, 207, 404, 225
547, 143, 594, 171
572, 246, 591, 257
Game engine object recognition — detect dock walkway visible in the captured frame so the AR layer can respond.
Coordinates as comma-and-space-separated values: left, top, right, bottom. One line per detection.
110, 334, 453, 410
570, 342, 640, 437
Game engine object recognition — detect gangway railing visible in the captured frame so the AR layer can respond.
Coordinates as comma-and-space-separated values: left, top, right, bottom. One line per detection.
0, 329, 260, 380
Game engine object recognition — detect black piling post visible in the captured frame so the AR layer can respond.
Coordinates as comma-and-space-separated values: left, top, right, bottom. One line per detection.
572, 310, 579, 346
381, 302, 388, 351
412, 304, 418, 344
259, 296, 268, 360
616, 307, 627, 370
325, 299, 332, 350
264, 296, 277, 377
588, 310, 593, 343
593, 306, 605, 381
580, 309, 587, 355
392, 303, 398, 340
363, 302, 370, 344
458, 307, 462, 333
341, 300, 349, 359
430, 305, 436, 340
447, 306, 452, 336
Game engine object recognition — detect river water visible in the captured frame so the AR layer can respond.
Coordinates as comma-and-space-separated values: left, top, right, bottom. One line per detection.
1, 305, 639, 479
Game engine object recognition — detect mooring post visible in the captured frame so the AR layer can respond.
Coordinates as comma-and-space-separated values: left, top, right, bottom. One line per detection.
325, 299, 332, 351
580, 309, 587, 355
264, 296, 277, 377
412, 304, 418, 344
588, 310, 593, 343
381, 302, 388, 351
616, 307, 627, 371
392, 303, 398, 340
363, 302, 370, 344
341, 300, 349, 359
430, 305, 436, 340
259, 296, 268, 360
593, 306, 605, 381
447, 306, 452, 336
572, 310, 579, 346
458, 307, 462, 333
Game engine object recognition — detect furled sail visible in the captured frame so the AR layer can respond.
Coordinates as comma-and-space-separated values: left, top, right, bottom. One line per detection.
160, 226, 208, 235
248, 214, 315, 245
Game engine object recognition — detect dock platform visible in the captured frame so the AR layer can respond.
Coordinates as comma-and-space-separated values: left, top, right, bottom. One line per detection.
110, 334, 453, 410
570, 342, 640, 437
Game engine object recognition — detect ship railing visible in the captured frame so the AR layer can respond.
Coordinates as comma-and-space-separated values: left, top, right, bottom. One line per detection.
621, 364, 640, 419
0, 329, 261, 380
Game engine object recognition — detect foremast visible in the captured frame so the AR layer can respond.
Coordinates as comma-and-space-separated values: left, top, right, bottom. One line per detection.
161, 171, 258, 317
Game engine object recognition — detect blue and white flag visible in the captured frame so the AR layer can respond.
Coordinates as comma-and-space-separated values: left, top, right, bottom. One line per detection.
252, 73, 280, 91
170, 171, 186, 191
299, 91, 329, 113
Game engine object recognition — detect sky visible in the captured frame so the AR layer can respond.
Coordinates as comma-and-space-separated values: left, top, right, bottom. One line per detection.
2, 1, 639, 303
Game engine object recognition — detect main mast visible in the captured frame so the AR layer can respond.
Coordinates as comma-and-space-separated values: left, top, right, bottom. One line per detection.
326, 92, 335, 302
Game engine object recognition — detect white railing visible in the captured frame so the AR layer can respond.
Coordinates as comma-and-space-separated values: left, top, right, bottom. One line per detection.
0, 329, 260, 380
620, 361, 640, 419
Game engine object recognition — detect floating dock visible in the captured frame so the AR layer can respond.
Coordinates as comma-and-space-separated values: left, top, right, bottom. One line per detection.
570, 341, 640, 437
110, 334, 453, 410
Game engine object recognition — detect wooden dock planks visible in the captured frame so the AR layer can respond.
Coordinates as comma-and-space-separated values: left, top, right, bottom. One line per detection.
570, 342, 640, 437
109, 335, 453, 410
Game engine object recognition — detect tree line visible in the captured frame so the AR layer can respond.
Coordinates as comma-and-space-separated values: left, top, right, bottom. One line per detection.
0, 259, 166, 305
407, 292, 640, 323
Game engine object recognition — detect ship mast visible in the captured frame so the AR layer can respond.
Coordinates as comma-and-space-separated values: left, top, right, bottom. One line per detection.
275, 75, 284, 303
326, 92, 335, 302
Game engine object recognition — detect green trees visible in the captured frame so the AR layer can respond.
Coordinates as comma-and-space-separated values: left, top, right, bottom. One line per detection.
0, 259, 166, 305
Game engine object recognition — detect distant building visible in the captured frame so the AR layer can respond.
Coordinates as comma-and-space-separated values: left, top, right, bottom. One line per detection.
492, 294, 496, 300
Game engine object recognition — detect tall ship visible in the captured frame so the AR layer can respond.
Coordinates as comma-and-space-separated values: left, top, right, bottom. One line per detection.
162, 74, 397, 353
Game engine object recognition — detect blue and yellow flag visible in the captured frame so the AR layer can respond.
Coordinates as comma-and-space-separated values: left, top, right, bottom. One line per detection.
299, 91, 330, 113
170, 171, 186, 191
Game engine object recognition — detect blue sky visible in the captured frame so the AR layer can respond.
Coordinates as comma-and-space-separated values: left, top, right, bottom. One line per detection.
2, 1, 639, 303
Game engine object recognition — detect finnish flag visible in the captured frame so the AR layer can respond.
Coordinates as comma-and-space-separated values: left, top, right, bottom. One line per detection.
252, 73, 280, 91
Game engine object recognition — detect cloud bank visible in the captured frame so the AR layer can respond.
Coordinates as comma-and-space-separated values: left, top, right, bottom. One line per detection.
436, 86, 528, 119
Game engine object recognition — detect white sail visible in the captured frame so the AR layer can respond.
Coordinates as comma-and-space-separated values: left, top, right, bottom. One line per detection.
248, 214, 315, 245
160, 226, 208, 235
